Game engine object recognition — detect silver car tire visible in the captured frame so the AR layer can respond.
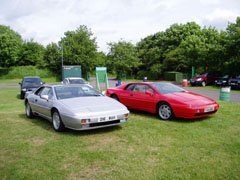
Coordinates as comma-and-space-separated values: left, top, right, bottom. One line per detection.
52, 110, 65, 132
157, 102, 174, 120
26, 102, 34, 118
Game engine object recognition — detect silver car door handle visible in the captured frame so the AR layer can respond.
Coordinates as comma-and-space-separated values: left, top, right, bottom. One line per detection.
35, 99, 37, 102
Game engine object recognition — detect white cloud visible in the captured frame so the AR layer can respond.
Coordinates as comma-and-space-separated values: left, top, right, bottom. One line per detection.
0, 0, 239, 52
205, 8, 238, 21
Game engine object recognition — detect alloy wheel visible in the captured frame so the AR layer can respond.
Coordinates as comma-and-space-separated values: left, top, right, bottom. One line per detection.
158, 104, 172, 120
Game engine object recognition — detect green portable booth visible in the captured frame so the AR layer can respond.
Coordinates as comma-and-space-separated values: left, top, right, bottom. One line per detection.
62, 66, 81, 80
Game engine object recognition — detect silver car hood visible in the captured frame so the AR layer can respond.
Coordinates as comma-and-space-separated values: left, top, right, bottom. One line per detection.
58, 96, 127, 114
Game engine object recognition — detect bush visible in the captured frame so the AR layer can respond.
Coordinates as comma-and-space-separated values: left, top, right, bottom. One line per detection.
0, 66, 56, 79
0, 68, 10, 77
164, 71, 180, 81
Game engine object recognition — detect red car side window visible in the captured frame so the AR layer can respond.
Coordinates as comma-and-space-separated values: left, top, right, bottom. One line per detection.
125, 84, 135, 91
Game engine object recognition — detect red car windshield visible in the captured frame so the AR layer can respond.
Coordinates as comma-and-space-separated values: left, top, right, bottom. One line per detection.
151, 83, 186, 95
197, 73, 207, 77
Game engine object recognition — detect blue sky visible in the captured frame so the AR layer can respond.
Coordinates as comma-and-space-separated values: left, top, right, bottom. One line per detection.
0, 0, 239, 52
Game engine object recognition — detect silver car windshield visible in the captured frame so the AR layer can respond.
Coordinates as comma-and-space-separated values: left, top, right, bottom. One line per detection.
54, 85, 102, 100
152, 83, 186, 95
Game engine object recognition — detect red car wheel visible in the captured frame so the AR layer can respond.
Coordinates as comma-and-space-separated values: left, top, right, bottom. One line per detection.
111, 94, 120, 101
157, 102, 174, 120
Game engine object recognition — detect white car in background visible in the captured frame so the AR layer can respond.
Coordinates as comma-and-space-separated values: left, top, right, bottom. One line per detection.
62, 77, 92, 88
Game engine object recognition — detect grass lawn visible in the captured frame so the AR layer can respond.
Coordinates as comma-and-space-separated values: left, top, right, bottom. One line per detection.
0, 77, 60, 84
0, 88, 240, 180
186, 85, 240, 93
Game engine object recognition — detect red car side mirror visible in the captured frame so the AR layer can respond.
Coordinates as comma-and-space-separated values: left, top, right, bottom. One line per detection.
145, 90, 153, 96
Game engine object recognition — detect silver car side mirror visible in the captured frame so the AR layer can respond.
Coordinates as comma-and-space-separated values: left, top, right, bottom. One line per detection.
41, 95, 49, 101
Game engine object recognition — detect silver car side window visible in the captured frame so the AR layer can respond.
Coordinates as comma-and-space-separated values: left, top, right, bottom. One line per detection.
40, 88, 49, 96
48, 88, 53, 100
35, 87, 45, 96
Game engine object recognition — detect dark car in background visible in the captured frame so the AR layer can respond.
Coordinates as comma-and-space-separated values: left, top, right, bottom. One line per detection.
215, 75, 231, 87
190, 72, 221, 87
228, 75, 240, 89
19, 77, 44, 99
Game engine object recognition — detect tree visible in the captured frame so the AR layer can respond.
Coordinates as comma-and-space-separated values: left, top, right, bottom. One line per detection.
59, 25, 98, 78
225, 17, 240, 76
179, 27, 226, 73
163, 47, 187, 72
107, 40, 140, 79
0, 25, 23, 67
95, 51, 107, 67
19, 41, 45, 67
44, 42, 62, 73
136, 22, 202, 78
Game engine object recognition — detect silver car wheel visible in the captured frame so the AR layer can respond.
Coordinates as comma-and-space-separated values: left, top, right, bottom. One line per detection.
158, 104, 172, 120
53, 112, 61, 130
26, 102, 33, 118
26, 104, 31, 117
52, 111, 65, 132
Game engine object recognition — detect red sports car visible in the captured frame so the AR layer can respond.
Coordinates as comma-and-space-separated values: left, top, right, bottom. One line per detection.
106, 82, 219, 120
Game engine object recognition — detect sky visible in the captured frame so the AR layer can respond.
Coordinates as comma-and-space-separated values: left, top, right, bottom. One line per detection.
0, 0, 239, 52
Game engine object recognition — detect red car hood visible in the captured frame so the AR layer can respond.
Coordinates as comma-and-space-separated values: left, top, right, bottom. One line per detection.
164, 92, 216, 106
191, 76, 203, 80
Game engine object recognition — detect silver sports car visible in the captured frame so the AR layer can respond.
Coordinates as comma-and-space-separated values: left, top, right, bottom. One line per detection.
25, 84, 129, 132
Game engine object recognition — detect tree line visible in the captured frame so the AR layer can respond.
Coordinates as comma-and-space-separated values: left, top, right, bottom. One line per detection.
0, 17, 239, 79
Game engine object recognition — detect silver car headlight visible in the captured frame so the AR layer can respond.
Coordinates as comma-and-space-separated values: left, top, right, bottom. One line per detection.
222, 80, 226, 83
117, 113, 129, 120
22, 88, 27, 91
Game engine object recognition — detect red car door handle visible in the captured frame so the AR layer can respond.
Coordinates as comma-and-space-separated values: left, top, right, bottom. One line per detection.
130, 94, 133, 96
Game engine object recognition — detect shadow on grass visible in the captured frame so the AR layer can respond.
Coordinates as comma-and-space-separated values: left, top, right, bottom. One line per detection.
171, 116, 211, 123
16, 94, 21, 99
129, 109, 211, 123
19, 113, 123, 136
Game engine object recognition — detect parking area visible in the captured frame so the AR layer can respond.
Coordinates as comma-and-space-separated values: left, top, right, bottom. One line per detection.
89, 77, 240, 103
1, 77, 239, 102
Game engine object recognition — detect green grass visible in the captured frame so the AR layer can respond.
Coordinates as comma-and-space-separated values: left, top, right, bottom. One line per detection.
0, 66, 61, 84
0, 88, 240, 179
0, 66, 57, 79
187, 85, 240, 93
0, 77, 60, 84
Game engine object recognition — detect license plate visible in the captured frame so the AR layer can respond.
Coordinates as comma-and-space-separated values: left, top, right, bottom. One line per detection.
109, 116, 116, 120
204, 106, 214, 112
99, 117, 106, 122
